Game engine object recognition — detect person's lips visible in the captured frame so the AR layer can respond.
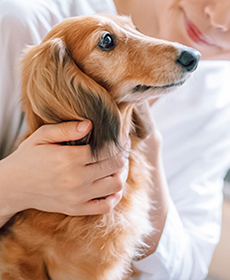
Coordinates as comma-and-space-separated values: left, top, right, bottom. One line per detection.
184, 14, 214, 46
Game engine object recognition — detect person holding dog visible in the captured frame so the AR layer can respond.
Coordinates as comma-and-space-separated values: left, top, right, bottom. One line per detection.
1, 0, 230, 279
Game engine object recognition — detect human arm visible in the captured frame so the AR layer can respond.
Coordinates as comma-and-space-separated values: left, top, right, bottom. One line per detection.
133, 165, 223, 280
0, 121, 129, 228
139, 112, 170, 257
0, 1, 129, 228
132, 96, 229, 279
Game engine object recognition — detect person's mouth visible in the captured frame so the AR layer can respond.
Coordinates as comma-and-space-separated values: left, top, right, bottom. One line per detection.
184, 14, 214, 47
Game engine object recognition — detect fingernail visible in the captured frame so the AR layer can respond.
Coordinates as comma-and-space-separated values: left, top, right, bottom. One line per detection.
77, 121, 91, 132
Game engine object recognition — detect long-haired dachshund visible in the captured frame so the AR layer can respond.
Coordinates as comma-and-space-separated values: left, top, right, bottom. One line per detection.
0, 14, 200, 280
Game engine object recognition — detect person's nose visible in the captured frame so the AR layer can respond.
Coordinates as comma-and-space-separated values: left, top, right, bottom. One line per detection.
204, 1, 230, 32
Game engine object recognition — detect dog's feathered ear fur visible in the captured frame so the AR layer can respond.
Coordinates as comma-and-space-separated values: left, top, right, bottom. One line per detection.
21, 38, 120, 156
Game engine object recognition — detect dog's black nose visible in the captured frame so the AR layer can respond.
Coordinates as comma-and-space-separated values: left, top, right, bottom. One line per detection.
176, 49, 201, 72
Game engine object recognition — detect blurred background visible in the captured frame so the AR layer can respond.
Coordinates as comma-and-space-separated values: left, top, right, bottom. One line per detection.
207, 172, 230, 280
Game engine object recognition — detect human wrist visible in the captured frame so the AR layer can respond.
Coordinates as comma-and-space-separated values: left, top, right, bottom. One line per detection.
0, 157, 21, 220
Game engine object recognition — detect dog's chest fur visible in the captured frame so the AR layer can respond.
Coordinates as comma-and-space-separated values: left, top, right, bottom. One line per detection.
0, 139, 152, 280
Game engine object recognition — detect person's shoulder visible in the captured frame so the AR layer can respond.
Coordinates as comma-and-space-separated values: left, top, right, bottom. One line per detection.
0, 0, 42, 37
0, 0, 31, 23
0, 0, 65, 45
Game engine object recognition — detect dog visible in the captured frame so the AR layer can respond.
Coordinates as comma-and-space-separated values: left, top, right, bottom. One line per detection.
0, 14, 200, 280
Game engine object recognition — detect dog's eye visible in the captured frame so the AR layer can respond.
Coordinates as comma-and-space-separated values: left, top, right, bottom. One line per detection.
98, 33, 116, 51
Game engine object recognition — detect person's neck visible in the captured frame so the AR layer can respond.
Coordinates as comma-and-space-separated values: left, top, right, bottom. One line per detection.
113, 0, 159, 37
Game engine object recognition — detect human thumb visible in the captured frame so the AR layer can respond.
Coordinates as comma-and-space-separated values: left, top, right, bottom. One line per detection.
34, 121, 92, 144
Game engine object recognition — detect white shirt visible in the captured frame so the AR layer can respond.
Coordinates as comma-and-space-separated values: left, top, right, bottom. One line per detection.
134, 61, 230, 279
1, 1, 230, 279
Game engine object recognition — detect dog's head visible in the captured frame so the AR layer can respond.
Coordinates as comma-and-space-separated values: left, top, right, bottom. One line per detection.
21, 14, 200, 155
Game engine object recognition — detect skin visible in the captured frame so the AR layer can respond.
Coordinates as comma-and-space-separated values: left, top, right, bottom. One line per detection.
114, 0, 230, 255
1, 0, 230, 260
0, 121, 129, 227
114, 0, 230, 60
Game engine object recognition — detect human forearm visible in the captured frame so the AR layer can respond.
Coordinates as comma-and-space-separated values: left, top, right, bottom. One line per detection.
132, 115, 223, 278
133, 193, 220, 279
142, 130, 169, 256
130, 102, 169, 256
0, 158, 18, 227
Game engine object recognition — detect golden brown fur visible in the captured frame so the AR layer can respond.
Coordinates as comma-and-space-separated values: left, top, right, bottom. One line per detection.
0, 15, 194, 280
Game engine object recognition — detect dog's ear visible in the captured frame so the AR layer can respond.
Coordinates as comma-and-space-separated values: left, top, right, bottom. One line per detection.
21, 38, 120, 156
131, 105, 152, 139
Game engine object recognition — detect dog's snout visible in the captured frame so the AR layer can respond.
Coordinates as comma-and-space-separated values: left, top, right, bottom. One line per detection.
176, 49, 201, 72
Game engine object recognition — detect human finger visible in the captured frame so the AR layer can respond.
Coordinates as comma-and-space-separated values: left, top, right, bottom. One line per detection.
85, 152, 127, 182
81, 191, 123, 215
32, 121, 92, 145
84, 173, 124, 201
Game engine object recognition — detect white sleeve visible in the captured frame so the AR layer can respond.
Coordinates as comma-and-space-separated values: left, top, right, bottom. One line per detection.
0, 0, 59, 158
0, 0, 75, 158
132, 179, 223, 280
132, 61, 230, 280
0, 0, 30, 158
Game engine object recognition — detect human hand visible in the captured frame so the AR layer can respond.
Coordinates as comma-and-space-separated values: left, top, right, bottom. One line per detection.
0, 121, 129, 226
